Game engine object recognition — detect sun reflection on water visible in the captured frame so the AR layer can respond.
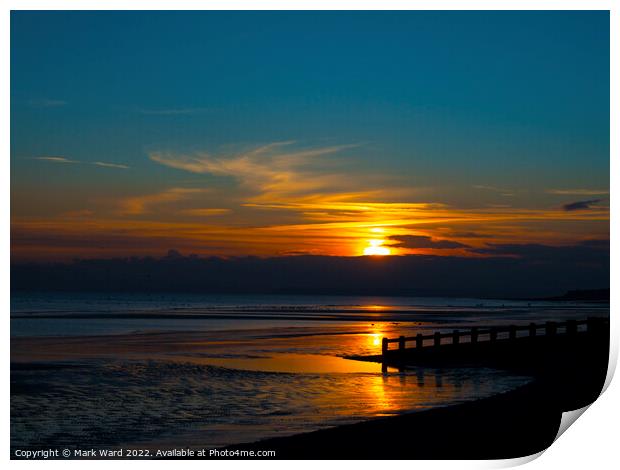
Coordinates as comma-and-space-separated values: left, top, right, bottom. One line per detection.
366, 323, 386, 351
363, 304, 389, 310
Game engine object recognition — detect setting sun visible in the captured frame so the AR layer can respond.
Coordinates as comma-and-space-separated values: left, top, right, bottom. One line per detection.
363, 239, 391, 256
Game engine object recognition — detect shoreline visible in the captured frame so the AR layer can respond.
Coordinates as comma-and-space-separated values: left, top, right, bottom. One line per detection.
221, 328, 609, 459
11, 314, 609, 459
223, 380, 563, 460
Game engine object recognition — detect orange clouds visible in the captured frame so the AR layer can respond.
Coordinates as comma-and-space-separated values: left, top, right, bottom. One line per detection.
181, 208, 231, 217
11, 142, 610, 260
11, 199, 609, 260
149, 142, 365, 203
117, 188, 208, 216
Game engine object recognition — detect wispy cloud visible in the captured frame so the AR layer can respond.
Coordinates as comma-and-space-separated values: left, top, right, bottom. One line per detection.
28, 98, 66, 108
547, 189, 609, 196
562, 199, 602, 211
22, 141, 605, 259
93, 162, 130, 169
181, 208, 231, 217
389, 234, 470, 249
61, 209, 94, 218
34, 156, 78, 164
33, 156, 129, 169
118, 188, 206, 216
448, 231, 486, 238
149, 141, 360, 202
145, 142, 608, 255
471, 240, 609, 260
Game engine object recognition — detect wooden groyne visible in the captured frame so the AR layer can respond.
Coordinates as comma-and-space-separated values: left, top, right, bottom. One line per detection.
379, 317, 609, 371
383, 318, 603, 355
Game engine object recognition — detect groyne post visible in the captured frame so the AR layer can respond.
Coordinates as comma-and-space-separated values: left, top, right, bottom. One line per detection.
509, 325, 517, 341
471, 327, 478, 344
380, 318, 606, 363
452, 330, 460, 345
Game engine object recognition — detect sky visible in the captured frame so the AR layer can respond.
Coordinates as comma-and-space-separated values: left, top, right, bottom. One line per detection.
10, 11, 609, 261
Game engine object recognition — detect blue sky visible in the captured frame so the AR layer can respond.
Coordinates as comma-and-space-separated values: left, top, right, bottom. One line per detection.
10, 11, 610, 259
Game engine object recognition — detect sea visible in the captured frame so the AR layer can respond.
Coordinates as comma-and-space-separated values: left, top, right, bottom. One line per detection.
10, 293, 609, 451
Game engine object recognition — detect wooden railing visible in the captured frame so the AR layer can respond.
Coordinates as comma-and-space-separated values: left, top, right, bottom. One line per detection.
382, 317, 606, 356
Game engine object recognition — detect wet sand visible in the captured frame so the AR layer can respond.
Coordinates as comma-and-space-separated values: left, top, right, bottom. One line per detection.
226, 325, 610, 459
228, 380, 562, 459
10, 305, 609, 459
11, 324, 533, 454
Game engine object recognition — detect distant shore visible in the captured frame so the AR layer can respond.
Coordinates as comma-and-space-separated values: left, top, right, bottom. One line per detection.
534, 288, 610, 302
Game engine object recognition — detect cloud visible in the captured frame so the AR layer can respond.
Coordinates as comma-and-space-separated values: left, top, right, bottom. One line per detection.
448, 231, 486, 238
562, 199, 602, 211
118, 188, 206, 215
149, 141, 360, 202
181, 208, 230, 217
389, 234, 470, 249
547, 189, 609, 196
34, 156, 77, 164
33, 156, 129, 169
23, 142, 610, 262
61, 209, 94, 218
470, 240, 609, 264
11, 244, 609, 298
92, 162, 130, 169
28, 98, 66, 108
579, 239, 609, 249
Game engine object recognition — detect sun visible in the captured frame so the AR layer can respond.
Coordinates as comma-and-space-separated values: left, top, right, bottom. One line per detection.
363, 239, 391, 256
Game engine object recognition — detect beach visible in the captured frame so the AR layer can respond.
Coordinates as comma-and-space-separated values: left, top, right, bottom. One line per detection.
10, 294, 609, 458
228, 381, 562, 459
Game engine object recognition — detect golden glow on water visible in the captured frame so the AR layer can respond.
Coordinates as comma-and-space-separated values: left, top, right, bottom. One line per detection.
365, 323, 386, 350
12, 325, 532, 448
190, 353, 384, 373
367, 375, 391, 414
180, 324, 392, 372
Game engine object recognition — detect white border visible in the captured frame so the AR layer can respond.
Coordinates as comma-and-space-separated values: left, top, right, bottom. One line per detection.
3, 2, 616, 469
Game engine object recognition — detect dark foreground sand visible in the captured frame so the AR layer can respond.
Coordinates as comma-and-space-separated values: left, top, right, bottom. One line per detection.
226, 381, 560, 459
